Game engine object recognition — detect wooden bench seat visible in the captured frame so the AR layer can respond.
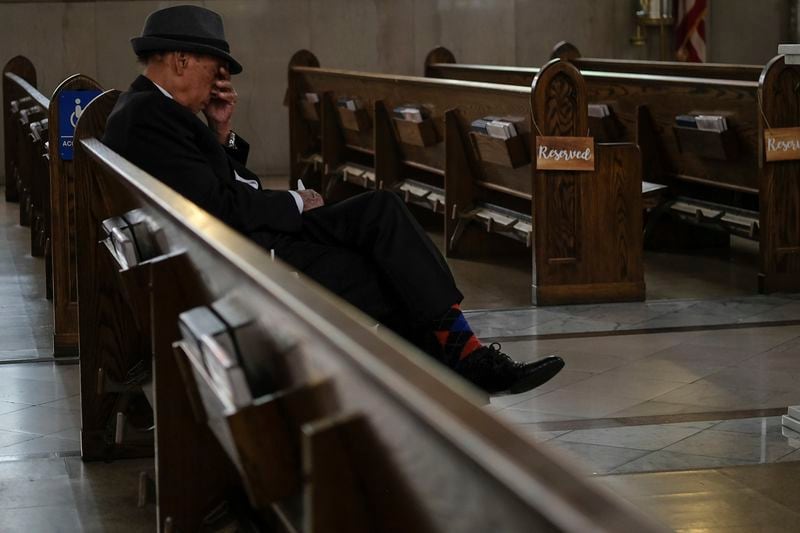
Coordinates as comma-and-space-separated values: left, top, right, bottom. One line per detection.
3, 58, 49, 257
72, 92, 665, 531
288, 51, 644, 305
3, 57, 103, 354
423, 46, 800, 294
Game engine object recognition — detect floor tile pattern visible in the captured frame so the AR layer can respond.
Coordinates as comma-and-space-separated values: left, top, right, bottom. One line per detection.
595, 462, 800, 531
0, 190, 53, 361
466, 294, 800, 339
522, 416, 799, 475
4, 187, 800, 530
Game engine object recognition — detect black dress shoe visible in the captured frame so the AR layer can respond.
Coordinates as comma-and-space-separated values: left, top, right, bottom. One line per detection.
453, 343, 565, 395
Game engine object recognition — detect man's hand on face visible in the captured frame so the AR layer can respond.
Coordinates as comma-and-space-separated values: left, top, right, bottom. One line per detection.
204, 66, 238, 144
298, 189, 324, 212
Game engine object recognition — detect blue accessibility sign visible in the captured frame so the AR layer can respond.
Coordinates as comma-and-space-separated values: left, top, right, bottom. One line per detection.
59, 90, 102, 161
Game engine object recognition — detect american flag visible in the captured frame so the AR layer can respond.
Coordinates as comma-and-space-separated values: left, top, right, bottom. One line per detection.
675, 0, 708, 62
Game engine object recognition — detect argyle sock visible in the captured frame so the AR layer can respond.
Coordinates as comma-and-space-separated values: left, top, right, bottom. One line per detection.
431, 304, 483, 365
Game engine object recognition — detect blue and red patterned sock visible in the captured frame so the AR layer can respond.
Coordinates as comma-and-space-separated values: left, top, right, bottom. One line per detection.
431, 304, 482, 364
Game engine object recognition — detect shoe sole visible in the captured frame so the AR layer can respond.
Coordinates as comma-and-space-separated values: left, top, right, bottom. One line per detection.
506, 357, 565, 395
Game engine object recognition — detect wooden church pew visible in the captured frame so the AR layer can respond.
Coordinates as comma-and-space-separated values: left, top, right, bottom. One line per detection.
3, 56, 49, 249
72, 110, 666, 532
424, 46, 800, 294
288, 51, 644, 305
3, 58, 103, 351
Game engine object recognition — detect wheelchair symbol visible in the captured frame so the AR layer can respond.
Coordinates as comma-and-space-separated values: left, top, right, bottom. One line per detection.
69, 98, 83, 128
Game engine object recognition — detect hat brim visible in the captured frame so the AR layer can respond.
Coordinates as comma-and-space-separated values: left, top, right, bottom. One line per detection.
131, 36, 243, 75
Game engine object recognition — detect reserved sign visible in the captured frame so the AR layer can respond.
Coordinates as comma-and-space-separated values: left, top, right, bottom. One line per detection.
765, 127, 800, 162
536, 136, 595, 171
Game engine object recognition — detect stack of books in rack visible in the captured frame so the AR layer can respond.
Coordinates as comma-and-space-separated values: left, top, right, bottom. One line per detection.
470, 116, 525, 140
588, 103, 611, 118
393, 104, 427, 123
337, 97, 360, 111
100, 210, 166, 269
675, 113, 729, 132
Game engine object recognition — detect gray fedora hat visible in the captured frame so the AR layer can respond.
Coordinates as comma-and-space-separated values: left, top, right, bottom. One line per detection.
131, 5, 243, 74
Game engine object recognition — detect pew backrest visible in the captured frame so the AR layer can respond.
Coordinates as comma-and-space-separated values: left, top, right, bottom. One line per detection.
289, 52, 644, 305
423, 47, 800, 294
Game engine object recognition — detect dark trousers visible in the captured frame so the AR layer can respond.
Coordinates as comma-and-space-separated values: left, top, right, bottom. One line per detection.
272, 191, 462, 345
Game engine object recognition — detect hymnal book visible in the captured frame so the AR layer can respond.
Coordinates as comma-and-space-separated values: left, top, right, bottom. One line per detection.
101, 211, 168, 266
337, 97, 359, 111
122, 209, 167, 262
486, 119, 518, 140
588, 104, 610, 118
393, 104, 426, 123
110, 227, 138, 268
675, 115, 698, 128
695, 115, 728, 132
472, 115, 524, 139
470, 119, 489, 134
212, 295, 277, 398
200, 335, 253, 409
178, 306, 228, 366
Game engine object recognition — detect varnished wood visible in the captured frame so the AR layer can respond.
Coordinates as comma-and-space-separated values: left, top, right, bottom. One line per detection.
288, 50, 322, 190
470, 132, 530, 169
393, 117, 438, 147
3, 57, 36, 202
3, 69, 46, 229
532, 60, 644, 305
444, 108, 479, 256
289, 56, 643, 303
374, 100, 403, 191
549, 41, 762, 81
48, 74, 103, 357
423, 46, 456, 78
73, 90, 152, 460
76, 134, 666, 532
758, 55, 800, 292
149, 256, 241, 533
426, 48, 800, 294
302, 412, 437, 533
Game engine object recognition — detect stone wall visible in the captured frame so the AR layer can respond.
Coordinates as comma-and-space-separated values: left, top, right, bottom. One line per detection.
0, 0, 790, 179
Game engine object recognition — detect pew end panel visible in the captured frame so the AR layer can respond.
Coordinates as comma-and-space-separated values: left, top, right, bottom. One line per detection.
758, 55, 800, 292
74, 90, 158, 461
423, 46, 456, 78
2, 56, 36, 202
550, 41, 582, 62
532, 59, 645, 305
288, 50, 323, 191
4, 67, 47, 230
49, 74, 104, 357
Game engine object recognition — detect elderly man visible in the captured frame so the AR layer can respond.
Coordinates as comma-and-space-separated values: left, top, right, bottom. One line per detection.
103, 5, 564, 395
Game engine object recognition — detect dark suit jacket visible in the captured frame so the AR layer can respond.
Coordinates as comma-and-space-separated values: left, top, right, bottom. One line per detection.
102, 75, 301, 247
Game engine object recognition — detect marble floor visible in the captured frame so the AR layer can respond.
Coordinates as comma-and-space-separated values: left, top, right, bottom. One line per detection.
3, 187, 800, 531
595, 462, 800, 531
467, 294, 800, 339
0, 197, 53, 361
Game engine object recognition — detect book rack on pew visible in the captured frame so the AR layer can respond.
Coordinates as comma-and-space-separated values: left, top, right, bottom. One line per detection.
287, 51, 644, 306
424, 43, 800, 294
